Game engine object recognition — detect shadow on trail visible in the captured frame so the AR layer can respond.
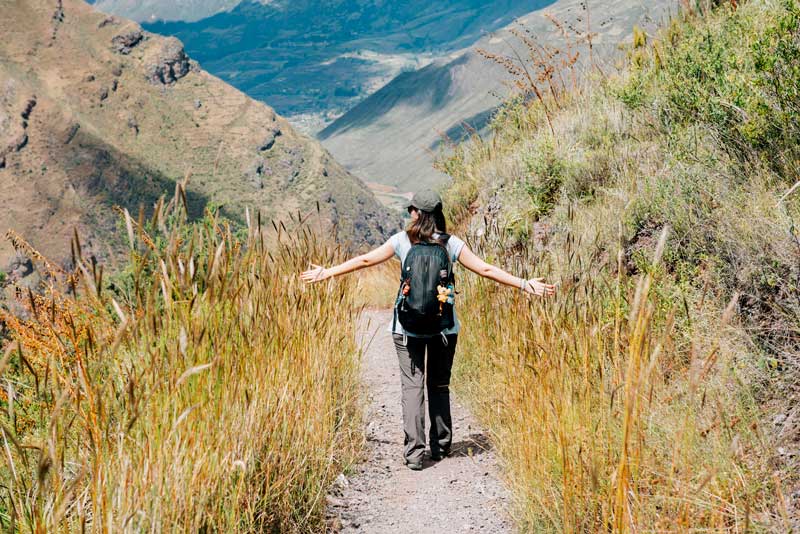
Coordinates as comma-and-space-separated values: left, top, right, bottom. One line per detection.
449, 433, 493, 458
365, 433, 493, 457
416, 433, 494, 470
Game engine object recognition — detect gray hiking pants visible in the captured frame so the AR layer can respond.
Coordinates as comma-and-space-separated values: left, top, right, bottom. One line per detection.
392, 333, 458, 463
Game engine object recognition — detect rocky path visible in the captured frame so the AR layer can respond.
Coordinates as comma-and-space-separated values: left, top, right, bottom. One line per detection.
327, 309, 513, 533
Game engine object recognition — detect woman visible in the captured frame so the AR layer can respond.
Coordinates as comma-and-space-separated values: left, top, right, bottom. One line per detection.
300, 189, 555, 470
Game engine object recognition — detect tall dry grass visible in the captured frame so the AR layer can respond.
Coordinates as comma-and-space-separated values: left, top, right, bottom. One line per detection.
438, 0, 798, 530
353, 259, 401, 310
454, 222, 775, 531
0, 186, 363, 531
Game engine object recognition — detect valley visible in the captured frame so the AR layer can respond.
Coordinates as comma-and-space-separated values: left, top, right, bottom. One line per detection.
96, 0, 555, 132
94, 0, 677, 198
320, 0, 679, 194
0, 0, 397, 269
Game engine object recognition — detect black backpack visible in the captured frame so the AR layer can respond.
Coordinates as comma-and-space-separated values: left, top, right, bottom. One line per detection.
393, 236, 455, 336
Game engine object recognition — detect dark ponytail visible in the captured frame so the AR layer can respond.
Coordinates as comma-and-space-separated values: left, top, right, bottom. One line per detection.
406, 205, 448, 245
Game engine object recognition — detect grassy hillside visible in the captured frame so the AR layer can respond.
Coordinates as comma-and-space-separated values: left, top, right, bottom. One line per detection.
440, 0, 798, 530
0, 192, 364, 531
0, 0, 396, 270
319, 0, 677, 196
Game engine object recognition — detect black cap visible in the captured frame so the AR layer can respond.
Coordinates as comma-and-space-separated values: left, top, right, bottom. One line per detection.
404, 189, 443, 213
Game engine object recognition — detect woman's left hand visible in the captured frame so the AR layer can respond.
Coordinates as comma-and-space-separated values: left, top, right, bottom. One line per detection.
300, 264, 330, 283
524, 277, 556, 297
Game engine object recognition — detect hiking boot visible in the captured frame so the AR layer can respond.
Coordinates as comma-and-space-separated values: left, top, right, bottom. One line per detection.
404, 459, 423, 471
430, 448, 450, 462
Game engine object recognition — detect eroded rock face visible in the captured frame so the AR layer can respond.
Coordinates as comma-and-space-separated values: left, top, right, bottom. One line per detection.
1, 253, 43, 320
258, 127, 281, 152
0, 84, 33, 165
245, 157, 266, 189
4, 254, 33, 279
21, 97, 36, 121
111, 29, 144, 54
98, 15, 118, 28
145, 37, 197, 85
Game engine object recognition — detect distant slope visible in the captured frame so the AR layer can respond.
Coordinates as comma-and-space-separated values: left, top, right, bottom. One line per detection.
0, 0, 397, 266
102, 0, 554, 131
319, 0, 677, 193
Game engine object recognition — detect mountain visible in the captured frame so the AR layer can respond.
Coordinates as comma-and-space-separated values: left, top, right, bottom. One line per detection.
95, 0, 555, 131
0, 0, 397, 268
319, 0, 679, 196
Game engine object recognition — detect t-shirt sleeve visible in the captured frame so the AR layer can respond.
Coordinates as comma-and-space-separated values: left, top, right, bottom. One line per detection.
448, 235, 466, 263
387, 231, 404, 259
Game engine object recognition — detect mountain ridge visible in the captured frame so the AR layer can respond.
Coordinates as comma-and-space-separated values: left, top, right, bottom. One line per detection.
0, 0, 397, 267
97, 0, 554, 131
319, 0, 678, 195
90, 0, 249, 23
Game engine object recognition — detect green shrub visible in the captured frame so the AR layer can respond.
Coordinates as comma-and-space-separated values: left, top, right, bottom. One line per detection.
624, 0, 800, 178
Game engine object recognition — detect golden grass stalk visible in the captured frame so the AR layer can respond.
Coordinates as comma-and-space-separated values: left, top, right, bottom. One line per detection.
0, 194, 363, 532
451, 221, 772, 532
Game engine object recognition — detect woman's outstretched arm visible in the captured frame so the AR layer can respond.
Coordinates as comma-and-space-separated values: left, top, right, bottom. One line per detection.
300, 241, 395, 283
457, 246, 556, 297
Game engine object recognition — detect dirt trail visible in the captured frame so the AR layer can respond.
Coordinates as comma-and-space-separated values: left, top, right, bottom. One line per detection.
327, 309, 513, 533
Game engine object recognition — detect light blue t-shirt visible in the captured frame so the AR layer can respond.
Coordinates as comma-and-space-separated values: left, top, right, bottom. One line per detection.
387, 231, 466, 337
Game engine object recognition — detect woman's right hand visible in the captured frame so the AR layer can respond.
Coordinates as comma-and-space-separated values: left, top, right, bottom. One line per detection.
524, 277, 556, 297
300, 264, 330, 283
